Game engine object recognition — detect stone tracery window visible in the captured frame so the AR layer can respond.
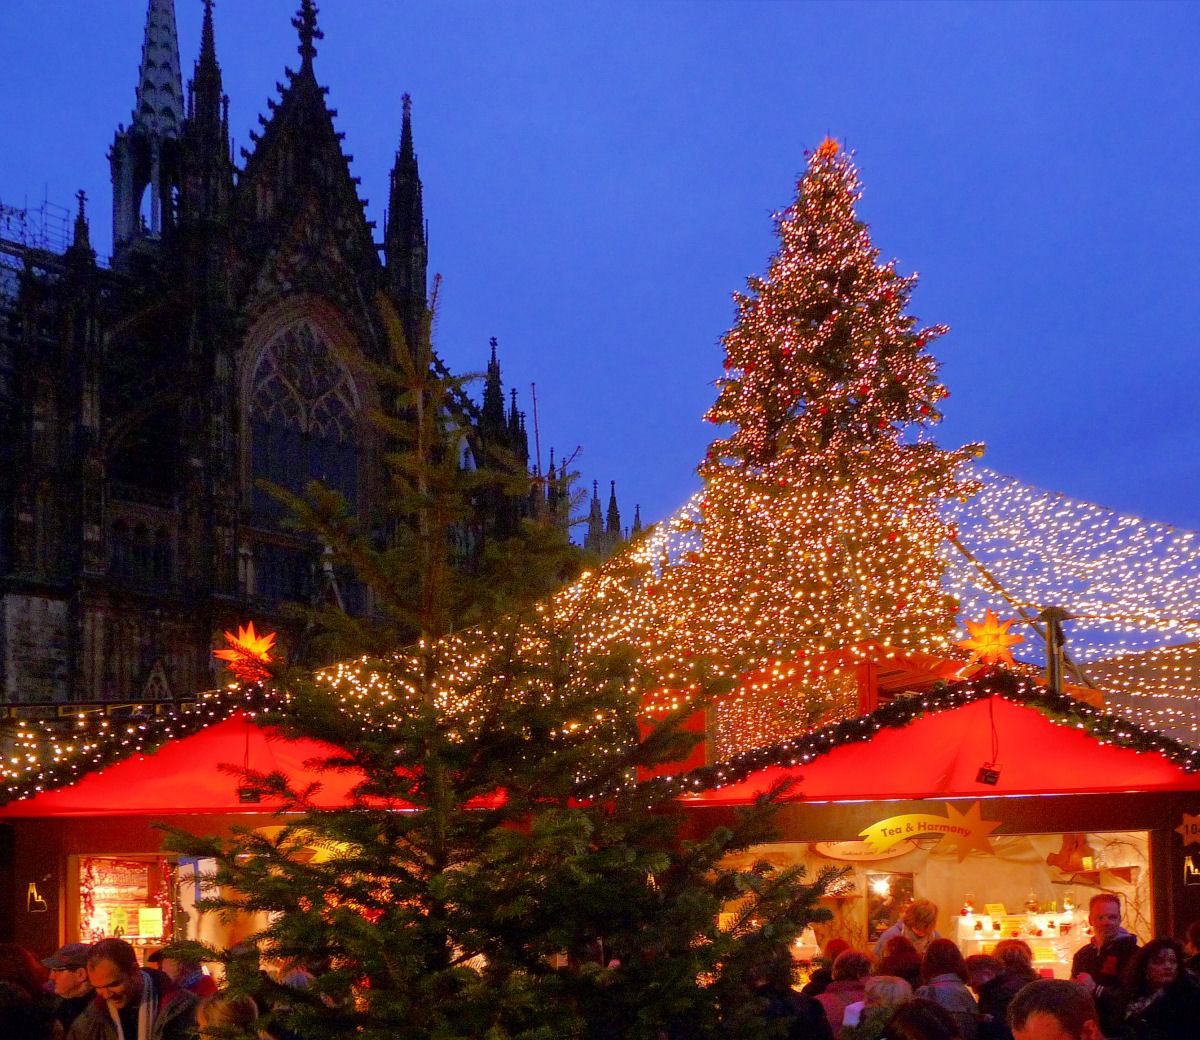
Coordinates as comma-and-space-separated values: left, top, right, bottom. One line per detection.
249, 320, 360, 520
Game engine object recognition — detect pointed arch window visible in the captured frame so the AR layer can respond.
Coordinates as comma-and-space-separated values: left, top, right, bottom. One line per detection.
249, 321, 361, 520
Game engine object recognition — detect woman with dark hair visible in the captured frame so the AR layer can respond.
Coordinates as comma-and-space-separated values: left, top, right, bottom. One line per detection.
915, 939, 977, 1040
976, 939, 1037, 1040
877, 936, 923, 992
817, 951, 874, 1033
882, 997, 960, 1040
0, 943, 57, 1040
805, 938, 854, 997
1113, 936, 1200, 1040
750, 946, 834, 1040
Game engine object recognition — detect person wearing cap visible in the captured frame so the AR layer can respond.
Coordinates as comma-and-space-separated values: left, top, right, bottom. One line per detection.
43, 942, 94, 1034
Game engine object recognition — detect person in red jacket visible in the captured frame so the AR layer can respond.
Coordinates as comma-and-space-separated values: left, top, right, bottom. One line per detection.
147, 950, 217, 999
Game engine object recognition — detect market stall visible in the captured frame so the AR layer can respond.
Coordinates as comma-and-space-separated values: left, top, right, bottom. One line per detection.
3, 671, 1200, 961
677, 675, 1200, 965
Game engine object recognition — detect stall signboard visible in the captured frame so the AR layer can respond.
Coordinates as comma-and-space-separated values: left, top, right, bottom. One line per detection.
859, 801, 1001, 860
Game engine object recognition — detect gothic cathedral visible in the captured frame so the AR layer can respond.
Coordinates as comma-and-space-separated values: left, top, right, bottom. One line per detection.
0, 1, 566, 706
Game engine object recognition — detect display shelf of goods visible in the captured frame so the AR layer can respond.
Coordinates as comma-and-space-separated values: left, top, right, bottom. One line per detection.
955, 908, 1081, 978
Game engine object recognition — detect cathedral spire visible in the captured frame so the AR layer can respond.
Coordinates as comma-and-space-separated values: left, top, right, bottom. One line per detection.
481, 337, 505, 433
200, 0, 216, 65
400, 91, 415, 162
180, 0, 232, 227
606, 480, 622, 536
584, 481, 605, 553
386, 93, 428, 322
73, 190, 91, 252
292, 0, 323, 72
191, 0, 224, 136
67, 189, 94, 264
133, 0, 185, 137
112, 0, 185, 254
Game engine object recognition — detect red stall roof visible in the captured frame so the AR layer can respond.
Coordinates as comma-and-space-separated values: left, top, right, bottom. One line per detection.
680, 695, 1200, 805
2, 692, 1198, 819
0, 714, 365, 818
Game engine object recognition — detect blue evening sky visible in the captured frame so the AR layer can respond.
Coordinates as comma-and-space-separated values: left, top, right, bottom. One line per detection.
2, 1, 1197, 532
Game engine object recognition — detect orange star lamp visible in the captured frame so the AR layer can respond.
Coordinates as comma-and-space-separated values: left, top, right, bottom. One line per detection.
815, 137, 840, 160
957, 609, 1024, 668
214, 622, 277, 683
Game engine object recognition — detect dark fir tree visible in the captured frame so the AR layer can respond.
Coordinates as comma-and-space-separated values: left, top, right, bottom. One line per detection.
165, 292, 835, 1040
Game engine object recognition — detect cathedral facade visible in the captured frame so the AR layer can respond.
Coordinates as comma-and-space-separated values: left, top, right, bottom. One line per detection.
0, 0, 553, 706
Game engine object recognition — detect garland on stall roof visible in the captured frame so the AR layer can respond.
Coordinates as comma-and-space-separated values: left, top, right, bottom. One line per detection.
622, 668, 1200, 803
4, 668, 1199, 810
0, 685, 282, 807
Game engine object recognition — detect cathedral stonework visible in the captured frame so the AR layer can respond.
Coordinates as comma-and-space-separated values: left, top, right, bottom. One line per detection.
0, 0, 547, 706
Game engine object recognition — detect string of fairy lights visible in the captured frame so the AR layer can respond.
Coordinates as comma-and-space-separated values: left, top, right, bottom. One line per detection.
2, 138, 1198, 802
941, 466, 1200, 740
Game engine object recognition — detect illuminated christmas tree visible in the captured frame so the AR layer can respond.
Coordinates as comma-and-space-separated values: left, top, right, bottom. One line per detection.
689, 138, 980, 713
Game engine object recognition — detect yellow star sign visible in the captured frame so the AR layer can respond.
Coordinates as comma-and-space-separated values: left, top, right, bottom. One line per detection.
939, 802, 1003, 860
1177, 813, 1200, 847
859, 801, 1002, 861
957, 609, 1025, 668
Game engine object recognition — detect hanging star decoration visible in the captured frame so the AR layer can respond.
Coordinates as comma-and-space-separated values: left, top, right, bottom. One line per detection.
214, 622, 277, 683
957, 609, 1025, 668
815, 136, 840, 159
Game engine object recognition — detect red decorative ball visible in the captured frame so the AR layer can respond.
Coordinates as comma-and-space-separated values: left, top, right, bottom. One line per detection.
781, 347, 793, 357
723, 359, 732, 370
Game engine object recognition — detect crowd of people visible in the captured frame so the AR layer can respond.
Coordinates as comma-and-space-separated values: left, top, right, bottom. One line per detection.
1, 893, 1199, 1039
775, 896, 1200, 1040
0, 936, 310, 1040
